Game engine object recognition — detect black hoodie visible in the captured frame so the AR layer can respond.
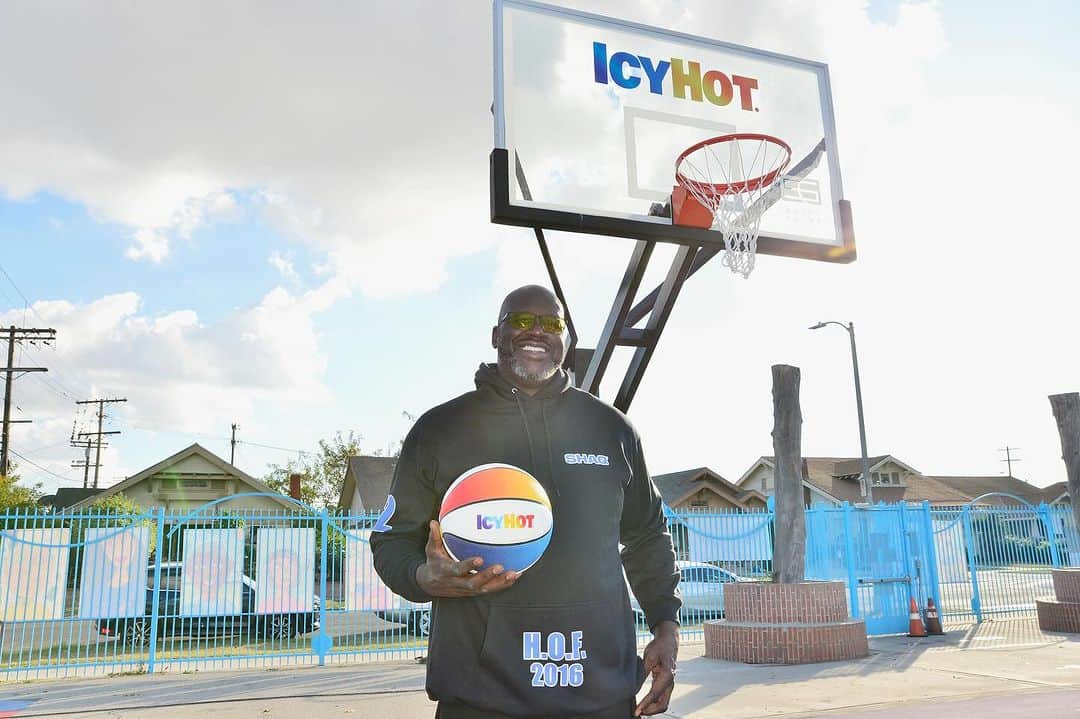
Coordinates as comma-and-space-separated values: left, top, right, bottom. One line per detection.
370, 364, 680, 717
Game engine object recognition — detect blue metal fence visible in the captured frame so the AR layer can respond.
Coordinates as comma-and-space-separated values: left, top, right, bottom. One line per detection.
1, 494, 1076, 679
930, 497, 1077, 622
0, 497, 430, 680
804, 501, 941, 634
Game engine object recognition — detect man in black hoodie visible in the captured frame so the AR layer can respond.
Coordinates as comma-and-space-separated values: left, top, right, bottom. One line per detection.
371, 285, 680, 719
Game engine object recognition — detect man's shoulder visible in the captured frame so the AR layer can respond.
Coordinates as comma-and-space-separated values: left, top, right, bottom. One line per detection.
563, 386, 639, 434
413, 388, 485, 427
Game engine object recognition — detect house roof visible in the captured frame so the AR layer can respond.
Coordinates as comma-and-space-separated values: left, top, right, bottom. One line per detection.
39, 487, 104, 510
66, 443, 295, 510
926, 475, 1057, 506
338, 456, 398, 512
1039, 481, 1071, 504
736, 453, 1071, 506
738, 455, 972, 505
652, 467, 766, 508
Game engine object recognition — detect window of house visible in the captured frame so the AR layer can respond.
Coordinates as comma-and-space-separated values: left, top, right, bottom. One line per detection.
762, 475, 772, 491
181, 479, 209, 487
872, 471, 901, 486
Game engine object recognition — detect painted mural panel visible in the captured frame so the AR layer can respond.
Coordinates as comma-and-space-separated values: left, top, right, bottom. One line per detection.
0, 528, 70, 621
180, 528, 244, 616
78, 526, 151, 619
254, 528, 315, 614
345, 531, 395, 611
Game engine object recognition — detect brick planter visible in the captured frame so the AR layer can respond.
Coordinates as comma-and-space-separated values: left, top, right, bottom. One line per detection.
704, 581, 868, 664
1037, 568, 1080, 633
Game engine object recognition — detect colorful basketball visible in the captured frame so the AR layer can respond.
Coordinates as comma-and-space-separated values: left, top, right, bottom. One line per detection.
438, 463, 553, 575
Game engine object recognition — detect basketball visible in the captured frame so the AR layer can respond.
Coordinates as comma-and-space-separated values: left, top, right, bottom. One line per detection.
438, 463, 553, 575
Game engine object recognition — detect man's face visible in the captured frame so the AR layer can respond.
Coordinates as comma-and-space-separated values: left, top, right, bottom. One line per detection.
492, 289, 567, 391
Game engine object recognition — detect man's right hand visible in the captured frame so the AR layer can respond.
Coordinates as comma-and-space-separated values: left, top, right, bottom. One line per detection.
415, 520, 520, 597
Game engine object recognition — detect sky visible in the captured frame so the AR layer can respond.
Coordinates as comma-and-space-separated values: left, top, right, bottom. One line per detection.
1, 0, 1079, 498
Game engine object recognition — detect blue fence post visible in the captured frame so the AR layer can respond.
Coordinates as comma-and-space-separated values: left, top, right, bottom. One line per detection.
146, 506, 166, 674
898, 502, 918, 608
1037, 502, 1062, 568
312, 509, 332, 667
920, 501, 943, 615
961, 505, 982, 623
841, 502, 860, 618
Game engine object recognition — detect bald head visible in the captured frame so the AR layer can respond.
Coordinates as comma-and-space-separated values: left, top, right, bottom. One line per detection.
497, 285, 563, 322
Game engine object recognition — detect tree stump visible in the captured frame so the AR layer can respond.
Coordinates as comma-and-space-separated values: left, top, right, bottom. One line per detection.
704, 365, 867, 664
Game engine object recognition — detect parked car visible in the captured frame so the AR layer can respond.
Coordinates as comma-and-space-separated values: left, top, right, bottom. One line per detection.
96, 562, 321, 645
374, 600, 431, 637
628, 560, 748, 624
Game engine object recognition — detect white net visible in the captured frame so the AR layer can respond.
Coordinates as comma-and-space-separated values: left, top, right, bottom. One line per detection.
676, 134, 791, 278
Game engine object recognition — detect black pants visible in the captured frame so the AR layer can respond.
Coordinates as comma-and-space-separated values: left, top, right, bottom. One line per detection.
435, 698, 635, 719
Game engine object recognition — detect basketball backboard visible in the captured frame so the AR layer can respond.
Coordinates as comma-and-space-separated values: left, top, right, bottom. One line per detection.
491, 0, 855, 264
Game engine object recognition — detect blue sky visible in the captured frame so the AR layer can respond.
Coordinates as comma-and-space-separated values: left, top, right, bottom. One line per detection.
2, 0, 1079, 497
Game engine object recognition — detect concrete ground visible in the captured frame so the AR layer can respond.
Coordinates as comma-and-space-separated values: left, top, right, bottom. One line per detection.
1, 618, 1078, 718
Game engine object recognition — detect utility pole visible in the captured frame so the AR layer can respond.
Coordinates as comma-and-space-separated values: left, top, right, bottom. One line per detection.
1, 326, 55, 476
70, 438, 106, 489
75, 397, 126, 488
999, 446, 1022, 479
231, 423, 239, 465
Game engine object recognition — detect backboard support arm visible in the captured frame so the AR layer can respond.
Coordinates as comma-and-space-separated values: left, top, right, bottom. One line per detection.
513, 153, 579, 370
509, 150, 701, 412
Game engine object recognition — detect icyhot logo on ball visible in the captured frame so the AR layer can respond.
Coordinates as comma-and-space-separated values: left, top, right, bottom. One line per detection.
438, 464, 554, 575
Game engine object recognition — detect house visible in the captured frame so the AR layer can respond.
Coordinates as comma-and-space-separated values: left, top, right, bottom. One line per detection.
1040, 482, 1072, 506
928, 475, 1071, 507
39, 487, 104, 510
335, 459, 769, 516
651, 467, 768, 512
736, 455, 1072, 508
737, 455, 960, 507
65, 443, 296, 513
337, 456, 398, 514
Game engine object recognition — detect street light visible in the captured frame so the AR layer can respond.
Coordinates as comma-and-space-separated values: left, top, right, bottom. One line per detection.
809, 320, 874, 504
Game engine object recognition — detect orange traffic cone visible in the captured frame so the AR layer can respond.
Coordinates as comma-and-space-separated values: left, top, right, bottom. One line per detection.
908, 597, 927, 637
925, 597, 944, 635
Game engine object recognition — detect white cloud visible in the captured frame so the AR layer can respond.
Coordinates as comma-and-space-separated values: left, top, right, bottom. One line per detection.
0, 1, 499, 294
268, 251, 300, 284
0, 279, 341, 488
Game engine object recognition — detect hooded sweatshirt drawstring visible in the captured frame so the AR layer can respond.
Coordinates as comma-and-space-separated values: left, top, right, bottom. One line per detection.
512, 387, 561, 497
541, 400, 561, 497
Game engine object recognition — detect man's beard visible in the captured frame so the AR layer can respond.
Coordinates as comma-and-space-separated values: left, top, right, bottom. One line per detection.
508, 354, 559, 385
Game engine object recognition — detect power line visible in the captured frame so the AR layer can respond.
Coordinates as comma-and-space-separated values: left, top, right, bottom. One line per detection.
0, 261, 50, 328
109, 417, 230, 443
8, 448, 81, 484
110, 419, 312, 456
17, 438, 78, 455
18, 343, 84, 400
236, 439, 315, 456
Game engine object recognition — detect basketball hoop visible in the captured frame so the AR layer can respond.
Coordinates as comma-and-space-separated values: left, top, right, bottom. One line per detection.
674, 133, 792, 278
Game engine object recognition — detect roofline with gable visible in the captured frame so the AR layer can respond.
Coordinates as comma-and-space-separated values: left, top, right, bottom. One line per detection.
67, 443, 294, 511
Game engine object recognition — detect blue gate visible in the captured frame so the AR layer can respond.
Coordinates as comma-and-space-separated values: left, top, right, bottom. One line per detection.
806, 502, 941, 635
930, 494, 1074, 623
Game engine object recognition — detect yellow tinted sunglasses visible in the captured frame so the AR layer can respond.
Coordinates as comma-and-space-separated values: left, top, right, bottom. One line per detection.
499, 311, 566, 334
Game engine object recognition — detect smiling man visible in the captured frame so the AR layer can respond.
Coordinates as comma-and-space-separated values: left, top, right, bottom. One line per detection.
371, 284, 681, 719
